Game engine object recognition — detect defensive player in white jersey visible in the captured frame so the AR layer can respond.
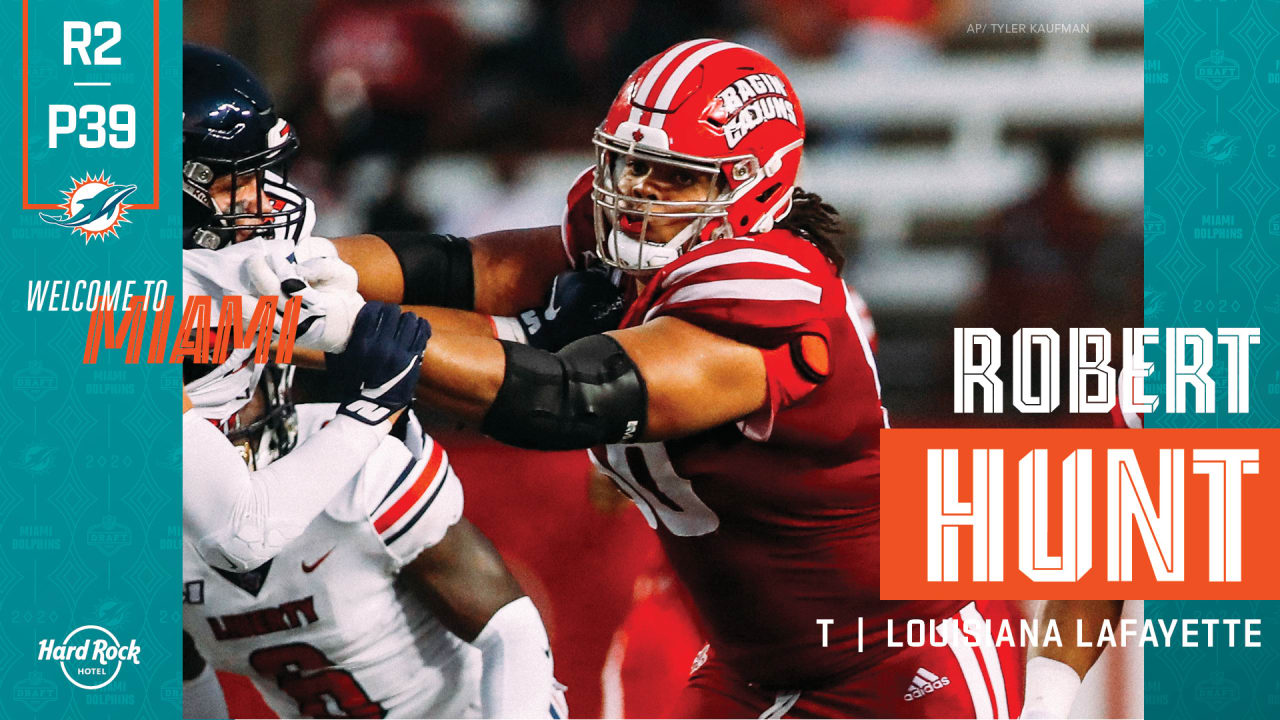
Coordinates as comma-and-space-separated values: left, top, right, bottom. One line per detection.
179, 41, 607, 578
181, 45, 562, 719
181, 43, 390, 574
183, 304, 560, 719
183, 237, 385, 572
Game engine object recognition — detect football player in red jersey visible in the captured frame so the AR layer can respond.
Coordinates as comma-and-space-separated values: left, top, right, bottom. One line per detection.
309, 39, 1025, 718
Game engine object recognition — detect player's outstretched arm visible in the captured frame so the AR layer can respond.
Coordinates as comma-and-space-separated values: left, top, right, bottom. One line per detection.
334, 226, 570, 318
183, 303, 429, 572
1022, 599, 1126, 719
399, 519, 558, 718
608, 317, 767, 439
411, 315, 767, 448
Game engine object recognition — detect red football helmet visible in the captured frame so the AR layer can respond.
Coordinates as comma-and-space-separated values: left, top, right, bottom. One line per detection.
592, 39, 806, 271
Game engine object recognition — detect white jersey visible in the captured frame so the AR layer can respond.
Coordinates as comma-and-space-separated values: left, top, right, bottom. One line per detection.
182, 233, 337, 422
183, 404, 479, 718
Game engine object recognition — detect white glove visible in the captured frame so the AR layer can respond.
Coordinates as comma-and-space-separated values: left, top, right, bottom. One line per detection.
245, 252, 365, 353
297, 254, 358, 292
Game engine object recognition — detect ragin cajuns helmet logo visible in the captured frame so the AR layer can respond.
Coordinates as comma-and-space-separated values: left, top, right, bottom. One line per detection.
708, 73, 798, 148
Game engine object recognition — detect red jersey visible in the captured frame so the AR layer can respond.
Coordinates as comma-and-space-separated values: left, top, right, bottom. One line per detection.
562, 171, 963, 688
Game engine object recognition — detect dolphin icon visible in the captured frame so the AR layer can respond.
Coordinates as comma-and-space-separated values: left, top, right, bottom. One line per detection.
19, 446, 55, 473
39, 184, 137, 228
1193, 135, 1239, 163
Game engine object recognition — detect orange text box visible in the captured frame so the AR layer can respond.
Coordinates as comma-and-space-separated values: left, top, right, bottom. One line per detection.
880, 428, 1280, 600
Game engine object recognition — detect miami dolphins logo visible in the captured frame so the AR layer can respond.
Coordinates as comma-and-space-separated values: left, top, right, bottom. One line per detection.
17, 445, 57, 474
39, 172, 136, 242
1191, 131, 1241, 166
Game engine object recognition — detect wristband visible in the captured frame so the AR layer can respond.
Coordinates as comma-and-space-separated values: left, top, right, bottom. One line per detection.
490, 315, 530, 344
1022, 656, 1083, 719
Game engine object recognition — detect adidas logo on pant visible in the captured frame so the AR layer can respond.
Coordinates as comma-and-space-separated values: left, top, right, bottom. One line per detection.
904, 667, 950, 702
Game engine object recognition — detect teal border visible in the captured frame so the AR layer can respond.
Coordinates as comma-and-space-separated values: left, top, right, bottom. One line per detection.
1145, 1, 1280, 717
0, 1, 181, 717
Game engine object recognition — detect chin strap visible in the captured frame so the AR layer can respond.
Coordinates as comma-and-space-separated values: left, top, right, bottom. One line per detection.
606, 214, 723, 272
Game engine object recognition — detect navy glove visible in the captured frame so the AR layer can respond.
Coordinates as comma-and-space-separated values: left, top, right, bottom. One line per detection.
326, 302, 431, 425
517, 268, 625, 352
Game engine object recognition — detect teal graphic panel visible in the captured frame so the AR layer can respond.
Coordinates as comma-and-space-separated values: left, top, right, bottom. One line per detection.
1146, 1, 1280, 717
0, 0, 181, 717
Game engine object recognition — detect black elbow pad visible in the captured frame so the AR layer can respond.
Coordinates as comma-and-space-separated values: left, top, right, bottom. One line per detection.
482, 335, 647, 450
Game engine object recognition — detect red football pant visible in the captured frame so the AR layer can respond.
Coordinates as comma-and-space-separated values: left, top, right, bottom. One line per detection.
601, 565, 704, 718
672, 600, 1025, 719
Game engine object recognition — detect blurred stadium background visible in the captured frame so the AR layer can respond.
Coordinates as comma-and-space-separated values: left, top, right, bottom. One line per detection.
188, 1, 1143, 717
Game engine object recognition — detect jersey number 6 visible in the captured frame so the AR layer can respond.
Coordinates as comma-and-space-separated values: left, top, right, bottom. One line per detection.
250, 642, 386, 718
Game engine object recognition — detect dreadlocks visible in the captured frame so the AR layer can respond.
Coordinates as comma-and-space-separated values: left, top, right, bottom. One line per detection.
775, 188, 845, 273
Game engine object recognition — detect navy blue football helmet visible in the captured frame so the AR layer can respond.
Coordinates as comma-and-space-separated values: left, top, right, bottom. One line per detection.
183, 44, 306, 249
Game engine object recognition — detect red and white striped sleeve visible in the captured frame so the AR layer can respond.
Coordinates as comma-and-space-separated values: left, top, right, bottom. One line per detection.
365, 434, 463, 568
642, 235, 847, 436
1110, 404, 1145, 429
645, 235, 833, 348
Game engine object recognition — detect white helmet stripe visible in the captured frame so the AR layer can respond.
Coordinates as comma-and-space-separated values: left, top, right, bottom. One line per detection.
648, 41, 749, 129
628, 38, 717, 125
267, 117, 292, 148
